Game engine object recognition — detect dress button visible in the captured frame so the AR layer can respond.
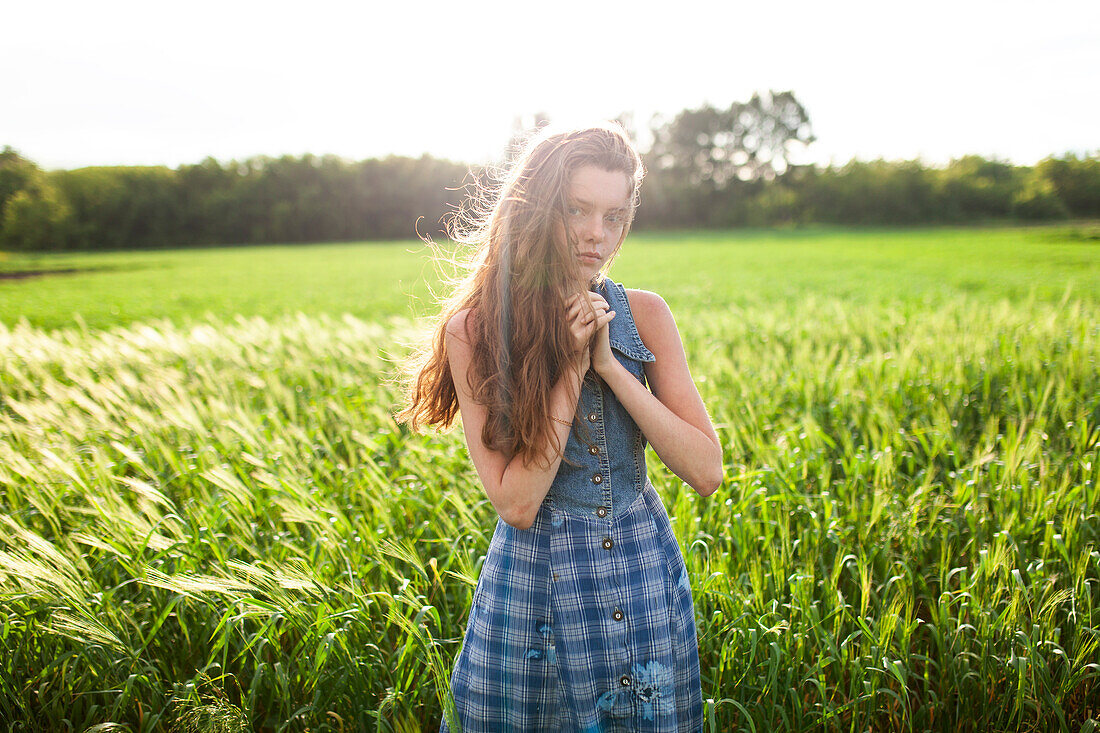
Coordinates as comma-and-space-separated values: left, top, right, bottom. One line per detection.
612, 608, 624, 621
587, 413, 598, 422
588, 445, 599, 455
595, 506, 608, 518
592, 474, 602, 484
619, 674, 631, 687
602, 537, 614, 551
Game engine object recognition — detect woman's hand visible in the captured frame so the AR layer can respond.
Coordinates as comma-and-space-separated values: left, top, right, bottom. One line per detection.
565, 292, 614, 369
590, 299, 617, 376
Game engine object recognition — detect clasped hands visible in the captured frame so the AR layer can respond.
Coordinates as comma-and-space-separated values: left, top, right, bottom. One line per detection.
566, 291, 616, 376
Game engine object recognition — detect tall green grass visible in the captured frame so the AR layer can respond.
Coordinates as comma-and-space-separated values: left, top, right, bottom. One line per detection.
1, 227, 1099, 730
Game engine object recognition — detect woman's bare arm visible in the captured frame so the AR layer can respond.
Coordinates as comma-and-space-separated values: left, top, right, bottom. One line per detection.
447, 297, 612, 529
590, 290, 723, 496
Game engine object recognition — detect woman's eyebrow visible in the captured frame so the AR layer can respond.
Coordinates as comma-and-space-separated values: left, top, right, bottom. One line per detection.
569, 196, 628, 209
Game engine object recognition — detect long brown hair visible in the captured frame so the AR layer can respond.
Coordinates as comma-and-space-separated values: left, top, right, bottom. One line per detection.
397, 123, 645, 466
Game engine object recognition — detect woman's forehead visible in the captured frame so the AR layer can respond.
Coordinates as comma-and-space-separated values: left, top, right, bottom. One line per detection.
567, 166, 631, 207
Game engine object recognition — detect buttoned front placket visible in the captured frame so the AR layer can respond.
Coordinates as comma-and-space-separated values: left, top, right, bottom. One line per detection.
582, 376, 634, 719
584, 374, 614, 522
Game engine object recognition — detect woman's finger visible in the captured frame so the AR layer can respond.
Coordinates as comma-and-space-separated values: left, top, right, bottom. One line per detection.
575, 303, 607, 325
587, 292, 609, 309
580, 310, 612, 333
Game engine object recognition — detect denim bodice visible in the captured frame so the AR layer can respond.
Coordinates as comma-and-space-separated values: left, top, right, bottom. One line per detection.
546, 279, 655, 519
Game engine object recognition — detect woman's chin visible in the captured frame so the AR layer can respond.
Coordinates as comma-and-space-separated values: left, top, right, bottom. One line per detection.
577, 265, 602, 284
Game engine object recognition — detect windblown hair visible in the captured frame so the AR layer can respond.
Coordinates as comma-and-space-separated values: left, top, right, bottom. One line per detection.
397, 123, 645, 466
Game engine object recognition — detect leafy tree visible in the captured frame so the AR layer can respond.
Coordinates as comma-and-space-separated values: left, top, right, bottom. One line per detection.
1035, 153, 1100, 218
176, 157, 238, 245
52, 166, 181, 250
1012, 174, 1069, 220
791, 159, 940, 225
0, 146, 39, 224
0, 171, 74, 251
648, 90, 815, 187
937, 156, 1025, 221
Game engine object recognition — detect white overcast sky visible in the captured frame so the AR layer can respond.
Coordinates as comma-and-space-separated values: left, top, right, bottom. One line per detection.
4, 0, 1097, 170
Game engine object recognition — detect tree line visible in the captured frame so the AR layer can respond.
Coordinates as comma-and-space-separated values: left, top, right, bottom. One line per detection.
2, 92, 1098, 252
0, 150, 471, 251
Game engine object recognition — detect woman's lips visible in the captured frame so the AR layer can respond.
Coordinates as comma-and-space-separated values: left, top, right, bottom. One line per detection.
578, 253, 602, 264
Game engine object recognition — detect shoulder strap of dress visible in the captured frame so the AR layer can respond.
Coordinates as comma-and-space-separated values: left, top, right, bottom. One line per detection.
603, 279, 655, 363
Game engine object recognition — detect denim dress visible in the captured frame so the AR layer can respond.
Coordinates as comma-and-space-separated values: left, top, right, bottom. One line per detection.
443, 279, 703, 732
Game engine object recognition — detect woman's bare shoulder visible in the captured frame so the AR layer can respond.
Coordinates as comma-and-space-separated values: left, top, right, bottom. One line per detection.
445, 308, 478, 344
624, 288, 675, 341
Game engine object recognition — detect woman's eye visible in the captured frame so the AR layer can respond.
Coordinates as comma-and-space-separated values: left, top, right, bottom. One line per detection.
567, 206, 583, 217
605, 212, 623, 224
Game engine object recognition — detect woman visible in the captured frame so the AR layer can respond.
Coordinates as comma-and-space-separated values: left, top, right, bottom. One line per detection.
399, 123, 722, 731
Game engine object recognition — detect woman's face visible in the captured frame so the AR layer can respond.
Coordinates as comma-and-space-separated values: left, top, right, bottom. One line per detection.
563, 165, 632, 284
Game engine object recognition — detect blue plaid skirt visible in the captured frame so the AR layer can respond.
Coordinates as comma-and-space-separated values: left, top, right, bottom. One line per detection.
442, 482, 702, 732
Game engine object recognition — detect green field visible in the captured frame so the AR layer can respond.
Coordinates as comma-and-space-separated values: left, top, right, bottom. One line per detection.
1, 226, 1098, 731
3, 226, 1098, 331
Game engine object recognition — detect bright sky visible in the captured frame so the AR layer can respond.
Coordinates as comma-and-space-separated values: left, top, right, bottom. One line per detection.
4, 0, 1097, 170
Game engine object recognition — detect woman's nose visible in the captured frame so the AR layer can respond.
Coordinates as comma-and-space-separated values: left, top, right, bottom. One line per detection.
583, 215, 604, 242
